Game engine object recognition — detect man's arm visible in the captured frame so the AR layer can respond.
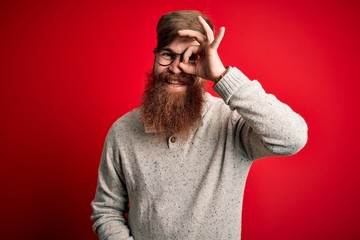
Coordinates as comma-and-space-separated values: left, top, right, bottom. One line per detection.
214, 67, 308, 160
178, 16, 307, 159
91, 127, 134, 240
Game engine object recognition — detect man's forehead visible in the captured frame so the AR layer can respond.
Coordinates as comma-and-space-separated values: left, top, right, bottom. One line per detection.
165, 37, 199, 51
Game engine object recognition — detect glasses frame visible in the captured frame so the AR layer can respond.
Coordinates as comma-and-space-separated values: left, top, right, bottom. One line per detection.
153, 48, 198, 67
153, 48, 185, 66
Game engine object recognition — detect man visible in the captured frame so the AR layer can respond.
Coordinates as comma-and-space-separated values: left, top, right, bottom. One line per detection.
91, 10, 308, 240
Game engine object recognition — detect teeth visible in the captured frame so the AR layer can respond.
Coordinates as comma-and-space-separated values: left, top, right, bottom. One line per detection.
167, 81, 184, 87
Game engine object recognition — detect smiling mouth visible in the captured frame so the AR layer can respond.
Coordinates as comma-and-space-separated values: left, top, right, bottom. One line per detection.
167, 80, 185, 87
165, 79, 187, 91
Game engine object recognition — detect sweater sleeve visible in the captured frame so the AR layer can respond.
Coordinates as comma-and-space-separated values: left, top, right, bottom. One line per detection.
213, 67, 308, 160
91, 127, 134, 240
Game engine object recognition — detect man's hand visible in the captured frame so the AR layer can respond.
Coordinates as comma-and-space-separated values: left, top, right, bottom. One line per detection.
178, 16, 226, 82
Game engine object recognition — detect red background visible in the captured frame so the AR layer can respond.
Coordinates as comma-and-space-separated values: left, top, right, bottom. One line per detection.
1, 0, 360, 239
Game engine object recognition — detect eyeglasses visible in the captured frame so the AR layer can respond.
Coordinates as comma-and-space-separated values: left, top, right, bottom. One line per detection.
153, 48, 198, 66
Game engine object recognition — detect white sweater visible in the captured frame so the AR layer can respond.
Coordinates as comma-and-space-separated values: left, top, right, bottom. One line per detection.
91, 67, 308, 240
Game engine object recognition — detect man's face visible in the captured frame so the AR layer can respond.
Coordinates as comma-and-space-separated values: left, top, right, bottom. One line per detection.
141, 37, 205, 141
153, 37, 200, 92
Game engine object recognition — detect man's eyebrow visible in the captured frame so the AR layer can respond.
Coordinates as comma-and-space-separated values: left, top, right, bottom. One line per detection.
162, 48, 173, 52
162, 48, 184, 55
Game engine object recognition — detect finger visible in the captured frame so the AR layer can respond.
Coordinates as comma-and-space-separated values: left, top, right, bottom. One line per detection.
182, 45, 199, 64
210, 26, 225, 50
178, 29, 206, 43
178, 61, 196, 75
198, 16, 214, 42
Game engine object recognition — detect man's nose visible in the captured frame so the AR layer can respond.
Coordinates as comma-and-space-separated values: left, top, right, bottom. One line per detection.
169, 55, 183, 74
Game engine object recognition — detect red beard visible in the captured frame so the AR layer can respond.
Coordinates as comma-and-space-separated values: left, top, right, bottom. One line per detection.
140, 69, 206, 142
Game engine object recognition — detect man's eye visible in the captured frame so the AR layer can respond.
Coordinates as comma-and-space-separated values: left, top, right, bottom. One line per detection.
160, 52, 174, 60
188, 54, 198, 63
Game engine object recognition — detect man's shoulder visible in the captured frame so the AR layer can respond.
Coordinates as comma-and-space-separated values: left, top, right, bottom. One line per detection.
110, 108, 143, 132
204, 92, 222, 105
204, 92, 230, 112
103, 108, 144, 149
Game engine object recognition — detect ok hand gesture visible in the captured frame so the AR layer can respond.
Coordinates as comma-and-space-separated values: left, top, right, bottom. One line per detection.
178, 16, 227, 82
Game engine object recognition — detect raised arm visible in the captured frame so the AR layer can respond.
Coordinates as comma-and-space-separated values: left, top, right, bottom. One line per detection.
214, 67, 308, 160
178, 15, 307, 159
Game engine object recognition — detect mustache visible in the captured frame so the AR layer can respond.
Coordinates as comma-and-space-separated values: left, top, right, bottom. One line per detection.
157, 70, 195, 85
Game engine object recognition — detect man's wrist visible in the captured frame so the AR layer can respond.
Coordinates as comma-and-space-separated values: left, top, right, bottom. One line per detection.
214, 66, 229, 83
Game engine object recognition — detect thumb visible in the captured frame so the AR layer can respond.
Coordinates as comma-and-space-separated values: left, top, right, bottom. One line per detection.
179, 62, 196, 75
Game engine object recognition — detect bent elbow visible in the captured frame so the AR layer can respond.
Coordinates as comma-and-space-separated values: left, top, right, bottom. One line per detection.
288, 131, 308, 155
265, 124, 308, 156
279, 126, 308, 155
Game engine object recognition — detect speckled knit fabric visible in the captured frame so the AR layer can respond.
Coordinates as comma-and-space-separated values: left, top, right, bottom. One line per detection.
91, 67, 308, 240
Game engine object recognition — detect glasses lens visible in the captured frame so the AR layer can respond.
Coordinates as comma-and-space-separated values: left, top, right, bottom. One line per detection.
188, 54, 198, 64
155, 49, 198, 66
156, 49, 174, 66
